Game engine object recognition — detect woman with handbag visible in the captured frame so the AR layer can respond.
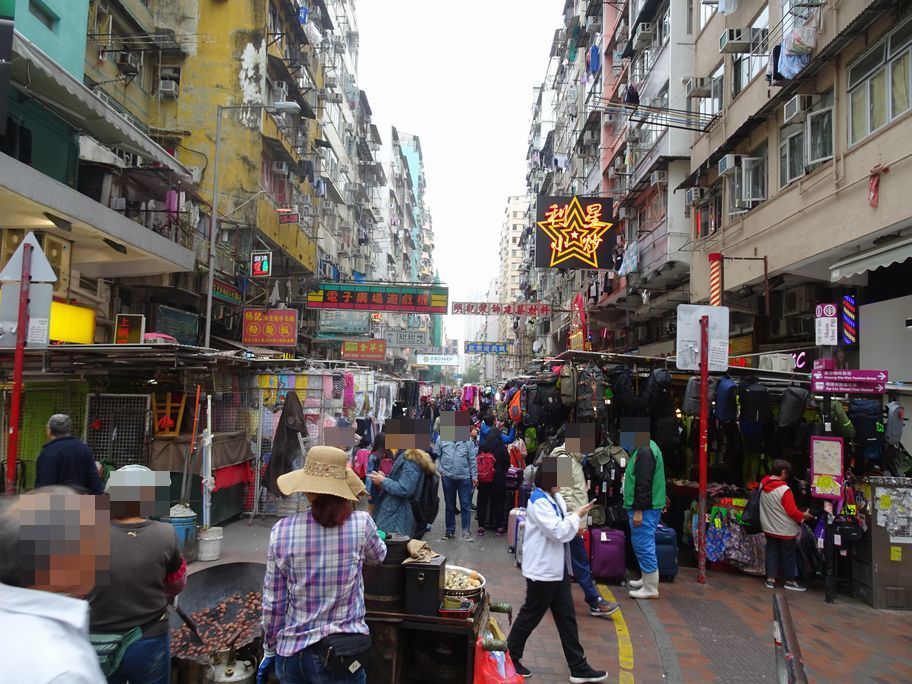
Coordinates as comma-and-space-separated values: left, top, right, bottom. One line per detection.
368, 447, 435, 536
259, 446, 387, 683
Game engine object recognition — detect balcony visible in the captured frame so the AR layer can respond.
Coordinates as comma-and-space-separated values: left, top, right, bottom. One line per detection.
256, 197, 317, 273
636, 218, 690, 288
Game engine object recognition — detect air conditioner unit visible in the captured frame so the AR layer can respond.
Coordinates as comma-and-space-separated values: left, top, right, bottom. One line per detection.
115, 52, 140, 74
272, 81, 288, 102
583, 129, 599, 145
635, 22, 654, 50
783, 284, 816, 317
768, 318, 787, 339
686, 77, 711, 98
783, 95, 813, 124
650, 170, 667, 186
272, 161, 289, 175
324, 77, 338, 89
586, 16, 601, 33
158, 79, 179, 98
323, 92, 343, 104
787, 316, 814, 337
717, 153, 741, 177
684, 187, 705, 205
759, 353, 794, 372
719, 28, 751, 53
604, 112, 615, 123
320, 261, 333, 278
344, 123, 355, 136
624, 128, 640, 143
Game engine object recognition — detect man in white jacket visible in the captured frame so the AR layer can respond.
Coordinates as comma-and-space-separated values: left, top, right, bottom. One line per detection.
507, 456, 609, 683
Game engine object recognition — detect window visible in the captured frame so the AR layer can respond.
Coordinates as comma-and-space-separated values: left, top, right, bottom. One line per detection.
700, 64, 724, 117
29, 0, 58, 31
847, 18, 912, 144
512, 236, 518, 244
732, 7, 769, 98
656, 4, 671, 48
700, 2, 716, 31
693, 188, 722, 240
778, 92, 833, 187
729, 145, 767, 214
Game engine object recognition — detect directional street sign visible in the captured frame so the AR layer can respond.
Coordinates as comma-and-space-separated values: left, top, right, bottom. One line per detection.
812, 380, 886, 394
811, 369, 888, 394
811, 369, 888, 383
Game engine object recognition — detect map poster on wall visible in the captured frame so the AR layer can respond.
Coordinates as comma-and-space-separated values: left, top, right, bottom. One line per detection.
810, 436, 844, 500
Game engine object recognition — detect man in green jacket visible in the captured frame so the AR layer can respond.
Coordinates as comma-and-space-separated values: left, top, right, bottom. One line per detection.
623, 439, 666, 599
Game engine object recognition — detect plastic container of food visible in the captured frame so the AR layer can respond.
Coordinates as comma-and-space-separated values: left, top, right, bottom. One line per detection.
438, 598, 475, 620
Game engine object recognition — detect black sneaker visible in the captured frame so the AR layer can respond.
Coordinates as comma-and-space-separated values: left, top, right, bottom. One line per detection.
440, 532, 455, 541
765, 579, 775, 589
512, 658, 531, 678
570, 667, 608, 683
784, 581, 807, 592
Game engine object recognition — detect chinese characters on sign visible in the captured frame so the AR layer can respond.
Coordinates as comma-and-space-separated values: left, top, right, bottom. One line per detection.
307, 283, 448, 314
114, 314, 145, 344
450, 302, 552, 315
416, 354, 460, 366
242, 309, 298, 347
815, 303, 838, 346
419, 345, 459, 356
341, 339, 387, 361
464, 342, 510, 354
251, 251, 272, 277
385, 330, 429, 348
278, 212, 300, 225
535, 196, 616, 269
213, 279, 242, 305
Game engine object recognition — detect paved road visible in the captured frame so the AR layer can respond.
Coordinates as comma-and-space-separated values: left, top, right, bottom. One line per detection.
198, 506, 912, 683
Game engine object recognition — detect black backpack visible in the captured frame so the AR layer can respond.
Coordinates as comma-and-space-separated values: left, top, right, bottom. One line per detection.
410, 471, 440, 540
535, 372, 563, 419
521, 384, 543, 426
741, 485, 763, 535
682, 376, 718, 416
740, 383, 772, 425
607, 365, 638, 415
848, 399, 883, 447
639, 368, 673, 416
576, 363, 606, 421
778, 387, 810, 429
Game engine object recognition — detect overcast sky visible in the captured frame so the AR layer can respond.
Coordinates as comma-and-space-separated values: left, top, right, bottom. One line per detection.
357, 0, 563, 347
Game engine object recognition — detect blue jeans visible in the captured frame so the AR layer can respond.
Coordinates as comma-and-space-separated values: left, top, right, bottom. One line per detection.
569, 534, 602, 608
442, 476, 474, 535
108, 632, 170, 684
277, 646, 367, 683
629, 509, 661, 574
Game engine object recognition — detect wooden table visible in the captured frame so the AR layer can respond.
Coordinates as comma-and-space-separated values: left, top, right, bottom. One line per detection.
366, 593, 490, 684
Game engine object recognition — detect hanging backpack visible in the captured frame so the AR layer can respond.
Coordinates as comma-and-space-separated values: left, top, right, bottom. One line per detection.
607, 365, 638, 416
535, 372, 562, 419
576, 363, 606, 421
832, 400, 856, 441
410, 471, 440, 540
520, 384, 543, 426
682, 376, 718, 416
523, 427, 538, 454
715, 376, 739, 422
848, 399, 883, 449
352, 448, 371, 479
559, 363, 578, 407
508, 390, 523, 423
477, 451, 496, 485
778, 386, 810, 429
740, 383, 772, 425
638, 368, 673, 417
885, 401, 905, 445
740, 485, 763, 535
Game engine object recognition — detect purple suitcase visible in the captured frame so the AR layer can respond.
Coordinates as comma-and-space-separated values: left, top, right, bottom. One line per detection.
590, 527, 626, 583
507, 508, 525, 553
518, 482, 533, 509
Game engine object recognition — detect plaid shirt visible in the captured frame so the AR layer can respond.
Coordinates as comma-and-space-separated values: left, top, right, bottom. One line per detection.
263, 509, 387, 656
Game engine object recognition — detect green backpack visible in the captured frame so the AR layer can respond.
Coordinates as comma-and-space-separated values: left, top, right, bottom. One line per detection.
524, 426, 538, 453
559, 363, 578, 407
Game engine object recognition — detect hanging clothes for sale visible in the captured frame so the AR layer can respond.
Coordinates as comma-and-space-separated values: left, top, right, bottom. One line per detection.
264, 391, 308, 497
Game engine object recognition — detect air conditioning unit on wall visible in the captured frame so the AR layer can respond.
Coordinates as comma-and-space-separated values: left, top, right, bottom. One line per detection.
783, 284, 816, 317
718, 154, 741, 176
783, 95, 814, 124
720, 28, 752, 53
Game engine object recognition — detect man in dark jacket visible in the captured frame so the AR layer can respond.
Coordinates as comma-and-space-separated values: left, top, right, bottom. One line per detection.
34, 415, 103, 494
476, 416, 513, 536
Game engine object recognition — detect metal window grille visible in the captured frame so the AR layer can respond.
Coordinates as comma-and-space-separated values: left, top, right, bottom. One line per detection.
85, 394, 151, 469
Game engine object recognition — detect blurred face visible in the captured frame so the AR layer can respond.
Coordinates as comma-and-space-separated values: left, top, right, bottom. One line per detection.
439, 411, 472, 442
620, 417, 650, 451
539, 456, 573, 491
385, 419, 431, 451
324, 426, 359, 450
107, 470, 170, 518
19, 491, 110, 598
565, 423, 597, 454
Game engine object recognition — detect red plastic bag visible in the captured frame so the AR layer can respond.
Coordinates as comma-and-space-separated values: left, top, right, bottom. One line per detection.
473, 638, 523, 684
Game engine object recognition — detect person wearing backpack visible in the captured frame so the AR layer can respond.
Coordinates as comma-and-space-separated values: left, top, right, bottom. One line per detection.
623, 440, 666, 599
760, 460, 814, 591
364, 433, 391, 514
437, 412, 479, 542
368, 448, 436, 536
476, 415, 512, 537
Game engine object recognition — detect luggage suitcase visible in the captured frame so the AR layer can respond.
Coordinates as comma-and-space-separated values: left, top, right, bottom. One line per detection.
655, 525, 679, 582
518, 482, 533, 509
515, 520, 526, 567
507, 508, 526, 553
505, 466, 522, 490
589, 527, 626, 583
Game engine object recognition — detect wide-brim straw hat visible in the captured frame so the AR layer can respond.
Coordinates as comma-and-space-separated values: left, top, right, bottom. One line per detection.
277, 446, 366, 501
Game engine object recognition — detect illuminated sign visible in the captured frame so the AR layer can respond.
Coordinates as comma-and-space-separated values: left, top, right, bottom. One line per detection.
535, 196, 616, 269
465, 342, 509, 354
242, 309, 298, 347
278, 213, 300, 224
307, 283, 448, 314
114, 314, 145, 344
341, 339, 387, 361
417, 353, 459, 366
251, 251, 272, 277
841, 294, 857, 346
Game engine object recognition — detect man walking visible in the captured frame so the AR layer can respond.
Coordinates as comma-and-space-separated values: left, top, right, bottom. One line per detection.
437, 411, 478, 542
35, 415, 104, 494
553, 425, 619, 618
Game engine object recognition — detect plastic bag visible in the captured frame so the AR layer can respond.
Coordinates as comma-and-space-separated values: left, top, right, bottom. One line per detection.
778, 48, 811, 80
785, 25, 816, 55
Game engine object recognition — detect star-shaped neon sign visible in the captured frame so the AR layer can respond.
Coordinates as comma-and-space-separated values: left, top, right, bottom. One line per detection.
537, 196, 613, 268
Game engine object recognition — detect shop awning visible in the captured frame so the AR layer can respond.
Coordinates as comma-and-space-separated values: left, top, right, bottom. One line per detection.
10, 33, 192, 182
829, 235, 912, 282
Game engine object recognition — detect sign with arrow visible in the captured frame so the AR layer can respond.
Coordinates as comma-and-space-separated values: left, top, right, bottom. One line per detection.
811, 369, 888, 394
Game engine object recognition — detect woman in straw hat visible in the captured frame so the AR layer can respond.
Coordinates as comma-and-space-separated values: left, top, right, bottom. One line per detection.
258, 446, 387, 684
368, 448, 436, 537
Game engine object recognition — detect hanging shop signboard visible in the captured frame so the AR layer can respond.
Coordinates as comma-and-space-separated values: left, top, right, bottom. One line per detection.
419, 345, 459, 355
251, 250, 272, 277
213, 278, 242, 305
114, 314, 145, 344
278, 212, 300, 225
535, 195, 616, 269
242, 308, 298, 347
385, 330, 429, 347
318, 310, 371, 336
307, 283, 448, 314
341, 339, 387, 361
155, 305, 199, 346
450, 302, 552, 315
675, 304, 730, 373
416, 353, 460, 366
465, 342, 510, 354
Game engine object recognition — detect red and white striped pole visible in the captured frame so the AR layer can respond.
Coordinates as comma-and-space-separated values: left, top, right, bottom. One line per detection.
708, 252, 724, 306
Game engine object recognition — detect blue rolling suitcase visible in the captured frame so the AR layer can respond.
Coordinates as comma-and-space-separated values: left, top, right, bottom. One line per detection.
656, 525, 679, 582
